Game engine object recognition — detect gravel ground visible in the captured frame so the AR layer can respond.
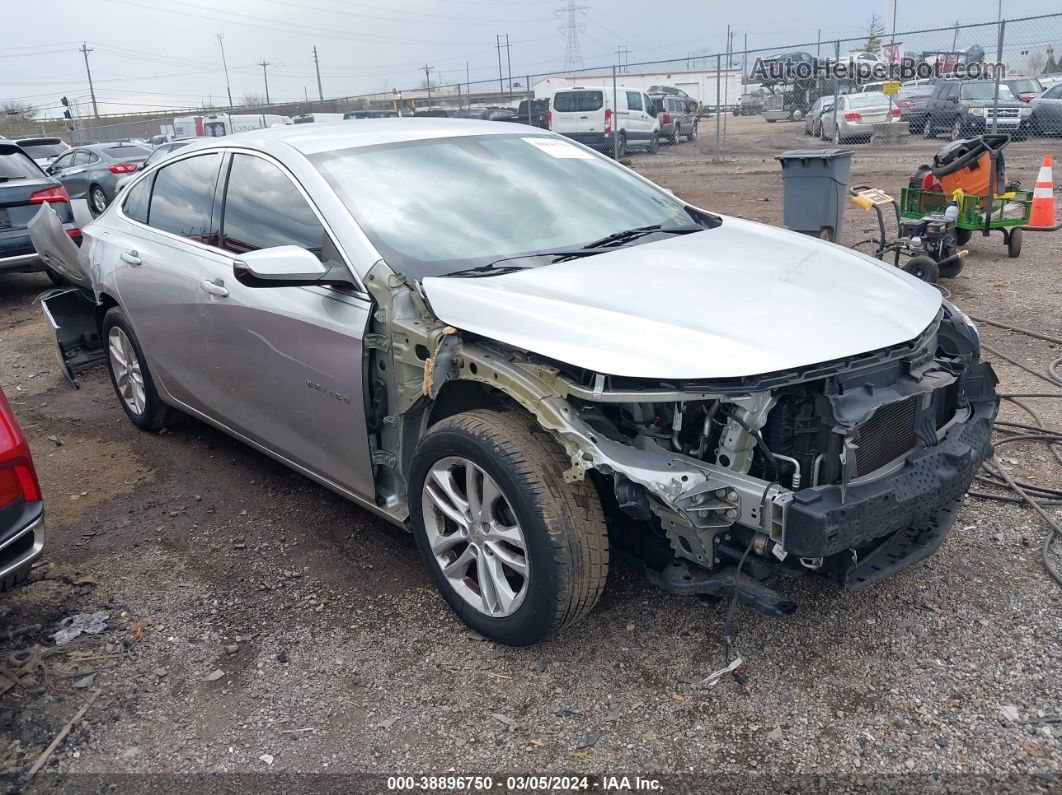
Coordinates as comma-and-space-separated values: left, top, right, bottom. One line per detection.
0, 116, 1059, 789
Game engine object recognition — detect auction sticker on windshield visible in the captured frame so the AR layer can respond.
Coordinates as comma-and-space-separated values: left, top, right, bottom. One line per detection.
523, 137, 595, 159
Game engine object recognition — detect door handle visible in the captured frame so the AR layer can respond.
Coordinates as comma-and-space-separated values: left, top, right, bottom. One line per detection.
120, 250, 141, 266
200, 278, 229, 298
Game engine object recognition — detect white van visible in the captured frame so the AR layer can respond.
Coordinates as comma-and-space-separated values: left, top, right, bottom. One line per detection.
172, 113, 291, 138
548, 86, 660, 157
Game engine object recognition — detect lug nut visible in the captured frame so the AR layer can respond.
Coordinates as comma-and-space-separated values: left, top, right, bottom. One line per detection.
726, 490, 739, 502
724, 508, 739, 520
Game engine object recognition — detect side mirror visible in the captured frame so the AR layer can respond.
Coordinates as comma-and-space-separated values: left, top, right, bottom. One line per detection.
232, 245, 330, 287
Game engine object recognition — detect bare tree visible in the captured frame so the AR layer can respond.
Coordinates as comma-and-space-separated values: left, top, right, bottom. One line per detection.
863, 14, 885, 55
241, 93, 266, 108
1027, 52, 1046, 75
2, 101, 38, 120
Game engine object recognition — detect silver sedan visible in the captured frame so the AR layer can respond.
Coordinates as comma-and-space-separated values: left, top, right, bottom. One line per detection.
28, 120, 993, 645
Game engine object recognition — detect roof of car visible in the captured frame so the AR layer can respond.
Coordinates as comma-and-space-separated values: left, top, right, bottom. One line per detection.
179, 117, 549, 156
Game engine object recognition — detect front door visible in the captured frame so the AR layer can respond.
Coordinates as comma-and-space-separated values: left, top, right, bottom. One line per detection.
200, 151, 374, 496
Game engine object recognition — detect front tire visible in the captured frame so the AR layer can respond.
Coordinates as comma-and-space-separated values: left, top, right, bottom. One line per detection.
102, 307, 178, 431
1007, 227, 1022, 258
410, 410, 609, 646
646, 134, 659, 154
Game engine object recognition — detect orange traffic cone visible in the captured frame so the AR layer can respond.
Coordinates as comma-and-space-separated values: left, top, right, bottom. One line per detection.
1027, 155, 1056, 230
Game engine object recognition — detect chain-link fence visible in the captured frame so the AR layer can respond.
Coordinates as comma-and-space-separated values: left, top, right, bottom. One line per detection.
31, 12, 1062, 153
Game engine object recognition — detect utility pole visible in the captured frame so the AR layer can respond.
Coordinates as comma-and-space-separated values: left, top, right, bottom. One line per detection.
496, 35, 505, 96
313, 45, 324, 101
79, 42, 99, 119
259, 60, 271, 104
422, 63, 434, 108
505, 34, 512, 98
217, 34, 233, 110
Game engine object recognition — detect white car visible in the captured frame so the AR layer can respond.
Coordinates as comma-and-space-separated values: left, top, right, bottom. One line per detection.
29, 120, 997, 646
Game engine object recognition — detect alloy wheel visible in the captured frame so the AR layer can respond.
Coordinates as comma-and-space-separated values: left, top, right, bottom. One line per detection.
108, 327, 146, 415
421, 456, 529, 617
91, 187, 107, 214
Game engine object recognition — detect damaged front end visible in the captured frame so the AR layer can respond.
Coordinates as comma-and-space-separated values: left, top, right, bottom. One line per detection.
364, 262, 997, 617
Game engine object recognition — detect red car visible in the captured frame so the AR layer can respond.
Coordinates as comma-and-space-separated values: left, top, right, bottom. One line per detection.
0, 387, 43, 590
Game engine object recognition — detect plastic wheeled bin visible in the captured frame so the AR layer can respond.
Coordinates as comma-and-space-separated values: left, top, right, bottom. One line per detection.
776, 148, 853, 242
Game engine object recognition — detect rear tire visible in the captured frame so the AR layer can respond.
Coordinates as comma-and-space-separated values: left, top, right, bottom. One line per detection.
902, 255, 940, 283
686, 124, 697, 142
614, 132, 627, 159
956, 227, 973, 245
410, 410, 609, 646
923, 118, 935, 139
89, 185, 108, 216
102, 307, 179, 431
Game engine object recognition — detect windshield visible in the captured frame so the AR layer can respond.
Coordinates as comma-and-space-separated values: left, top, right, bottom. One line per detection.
312, 134, 694, 279
1007, 79, 1041, 94
18, 142, 67, 159
961, 83, 1016, 101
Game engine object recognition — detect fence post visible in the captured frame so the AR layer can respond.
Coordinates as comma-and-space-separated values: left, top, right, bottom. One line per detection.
527, 75, 532, 125
714, 53, 722, 162
832, 40, 841, 145
612, 64, 618, 159
991, 19, 1005, 134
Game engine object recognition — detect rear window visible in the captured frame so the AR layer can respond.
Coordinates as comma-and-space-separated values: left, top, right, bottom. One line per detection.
104, 145, 151, 159
0, 150, 43, 180
553, 91, 603, 112
18, 142, 67, 159
847, 93, 890, 108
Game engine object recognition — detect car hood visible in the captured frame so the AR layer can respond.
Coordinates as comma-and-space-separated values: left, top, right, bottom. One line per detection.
965, 100, 1024, 108
421, 216, 943, 380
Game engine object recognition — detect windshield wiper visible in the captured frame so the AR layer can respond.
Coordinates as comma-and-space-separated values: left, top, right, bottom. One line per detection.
583, 223, 704, 249
443, 248, 612, 278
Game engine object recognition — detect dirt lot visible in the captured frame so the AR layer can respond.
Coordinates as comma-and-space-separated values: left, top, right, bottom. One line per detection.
1, 115, 1060, 788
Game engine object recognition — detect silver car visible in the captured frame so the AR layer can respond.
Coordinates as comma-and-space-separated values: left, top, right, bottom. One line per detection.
46, 142, 151, 215
29, 121, 996, 645
819, 93, 899, 142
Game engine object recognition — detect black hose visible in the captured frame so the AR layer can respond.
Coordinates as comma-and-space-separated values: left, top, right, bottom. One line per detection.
967, 314, 1062, 589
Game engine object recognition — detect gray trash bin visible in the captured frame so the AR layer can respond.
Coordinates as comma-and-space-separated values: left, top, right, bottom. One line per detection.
776, 148, 852, 242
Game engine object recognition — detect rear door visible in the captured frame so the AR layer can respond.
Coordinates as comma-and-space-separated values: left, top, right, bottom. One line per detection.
550, 89, 606, 136
202, 151, 374, 494
110, 152, 226, 413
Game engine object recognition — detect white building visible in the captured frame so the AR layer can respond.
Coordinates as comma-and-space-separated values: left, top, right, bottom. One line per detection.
533, 67, 744, 107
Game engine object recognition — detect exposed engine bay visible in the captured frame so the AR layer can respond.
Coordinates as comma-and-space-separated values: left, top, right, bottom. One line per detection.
361, 261, 998, 618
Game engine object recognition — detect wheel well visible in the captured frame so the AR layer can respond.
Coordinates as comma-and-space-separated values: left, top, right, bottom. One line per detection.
95, 292, 119, 332
426, 379, 512, 429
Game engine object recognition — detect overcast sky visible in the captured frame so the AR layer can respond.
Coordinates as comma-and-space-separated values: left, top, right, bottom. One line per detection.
4, 0, 1061, 117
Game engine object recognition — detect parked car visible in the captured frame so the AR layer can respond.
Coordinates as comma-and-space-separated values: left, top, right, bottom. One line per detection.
0, 142, 80, 280
1030, 82, 1062, 136
803, 96, 834, 137
820, 92, 899, 142
343, 110, 399, 119
455, 106, 518, 121
292, 113, 345, 124
0, 385, 44, 591
896, 86, 934, 134
649, 94, 697, 144
508, 98, 550, 128
1002, 76, 1043, 103
923, 80, 1031, 140
736, 90, 765, 116
29, 120, 997, 645
46, 143, 151, 215
115, 139, 195, 192
13, 138, 70, 169
549, 86, 659, 156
